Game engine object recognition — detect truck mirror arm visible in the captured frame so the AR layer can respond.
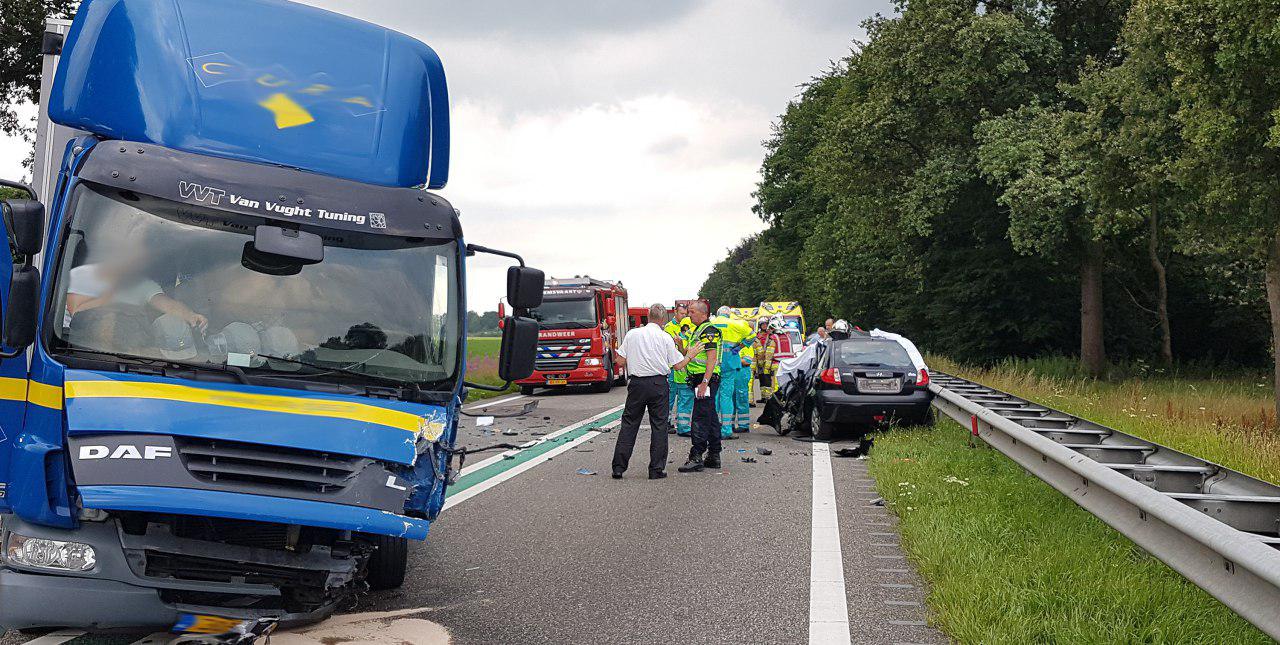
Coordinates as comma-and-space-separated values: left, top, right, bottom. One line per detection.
465, 243, 524, 267
0, 179, 36, 200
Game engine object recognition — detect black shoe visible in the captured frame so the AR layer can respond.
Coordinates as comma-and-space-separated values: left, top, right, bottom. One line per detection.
733, 428, 750, 433
723, 434, 738, 440
649, 471, 667, 479
667, 429, 676, 434
703, 456, 722, 469
678, 459, 704, 473
612, 468, 624, 479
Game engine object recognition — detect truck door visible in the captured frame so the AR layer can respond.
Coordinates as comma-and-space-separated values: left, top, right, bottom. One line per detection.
0, 197, 32, 513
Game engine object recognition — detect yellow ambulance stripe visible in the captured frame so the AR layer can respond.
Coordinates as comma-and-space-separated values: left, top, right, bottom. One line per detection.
64, 380, 419, 433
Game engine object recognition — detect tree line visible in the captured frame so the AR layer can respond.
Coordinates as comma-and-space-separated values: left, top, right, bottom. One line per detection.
700, 0, 1280, 411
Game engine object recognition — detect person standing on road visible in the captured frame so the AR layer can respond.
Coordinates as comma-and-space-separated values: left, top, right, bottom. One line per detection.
679, 302, 723, 473
663, 303, 694, 436
611, 304, 703, 479
711, 306, 756, 437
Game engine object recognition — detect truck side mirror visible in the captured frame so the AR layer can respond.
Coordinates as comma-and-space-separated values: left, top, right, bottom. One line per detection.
497, 316, 538, 382
507, 266, 544, 311
1, 265, 39, 354
2, 199, 45, 256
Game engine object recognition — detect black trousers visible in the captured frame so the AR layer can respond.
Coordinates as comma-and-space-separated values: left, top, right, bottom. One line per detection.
612, 375, 671, 474
689, 375, 721, 460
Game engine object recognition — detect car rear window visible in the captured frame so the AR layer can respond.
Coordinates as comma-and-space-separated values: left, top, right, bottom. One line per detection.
835, 340, 912, 367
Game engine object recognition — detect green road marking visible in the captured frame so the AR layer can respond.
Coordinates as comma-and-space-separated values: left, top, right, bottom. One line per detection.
447, 409, 623, 497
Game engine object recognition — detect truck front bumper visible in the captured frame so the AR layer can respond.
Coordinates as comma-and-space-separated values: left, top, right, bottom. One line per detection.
0, 515, 342, 631
518, 367, 610, 386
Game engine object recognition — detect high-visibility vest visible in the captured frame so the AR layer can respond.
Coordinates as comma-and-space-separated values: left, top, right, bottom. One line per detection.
711, 315, 755, 370
666, 317, 693, 383
686, 320, 722, 376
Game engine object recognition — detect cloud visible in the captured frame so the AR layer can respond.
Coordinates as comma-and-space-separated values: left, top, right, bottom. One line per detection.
452, 95, 767, 308
0, 0, 893, 311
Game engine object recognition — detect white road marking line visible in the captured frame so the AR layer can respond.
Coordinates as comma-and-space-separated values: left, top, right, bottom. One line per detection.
464, 393, 526, 411
458, 404, 624, 476
810, 442, 852, 645
444, 406, 624, 511
128, 633, 175, 644
22, 631, 84, 645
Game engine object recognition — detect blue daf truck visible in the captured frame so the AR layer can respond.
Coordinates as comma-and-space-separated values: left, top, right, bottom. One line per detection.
0, 0, 543, 632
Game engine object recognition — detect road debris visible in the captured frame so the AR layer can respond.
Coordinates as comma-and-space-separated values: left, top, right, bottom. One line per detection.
756, 447, 773, 456
576, 468, 597, 475
475, 416, 494, 427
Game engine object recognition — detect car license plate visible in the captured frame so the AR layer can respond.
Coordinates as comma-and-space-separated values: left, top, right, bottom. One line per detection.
857, 377, 901, 394
546, 378, 568, 385
172, 613, 247, 634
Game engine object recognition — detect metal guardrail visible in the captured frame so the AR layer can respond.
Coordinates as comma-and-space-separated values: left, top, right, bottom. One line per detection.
929, 372, 1280, 639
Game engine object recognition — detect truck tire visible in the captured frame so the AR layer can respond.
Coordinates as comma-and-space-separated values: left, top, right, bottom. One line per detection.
365, 534, 408, 590
520, 385, 536, 396
591, 358, 614, 393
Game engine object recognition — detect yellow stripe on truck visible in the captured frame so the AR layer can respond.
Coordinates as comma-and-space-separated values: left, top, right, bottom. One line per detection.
0, 377, 63, 410
65, 380, 420, 433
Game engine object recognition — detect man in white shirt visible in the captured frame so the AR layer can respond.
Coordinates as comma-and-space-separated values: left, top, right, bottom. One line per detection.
611, 304, 702, 479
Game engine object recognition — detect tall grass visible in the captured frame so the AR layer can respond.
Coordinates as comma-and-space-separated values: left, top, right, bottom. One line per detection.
463, 337, 513, 401
870, 423, 1272, 644
931, 356, 1280, 484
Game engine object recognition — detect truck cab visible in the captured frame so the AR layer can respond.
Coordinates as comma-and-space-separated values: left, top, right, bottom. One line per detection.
517, 277, 629, 394
0, 0, 541, 632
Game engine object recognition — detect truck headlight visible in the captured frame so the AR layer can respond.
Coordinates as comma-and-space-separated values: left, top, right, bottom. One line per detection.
582, 358, 602, 366
6, 533, 96, 571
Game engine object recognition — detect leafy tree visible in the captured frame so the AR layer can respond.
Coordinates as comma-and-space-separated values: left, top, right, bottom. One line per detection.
0, 0, 79, 160
1123, 0, 1280, 411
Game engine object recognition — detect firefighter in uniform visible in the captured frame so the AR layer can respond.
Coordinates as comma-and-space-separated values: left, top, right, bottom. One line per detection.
679, 303, 722, 472
711, 307, 756, 438
663, 305, 694, 436
757, 317, 782, 402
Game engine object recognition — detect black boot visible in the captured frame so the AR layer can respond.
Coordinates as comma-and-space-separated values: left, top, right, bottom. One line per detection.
703, 455, 721, 469
678, 454, 704, 472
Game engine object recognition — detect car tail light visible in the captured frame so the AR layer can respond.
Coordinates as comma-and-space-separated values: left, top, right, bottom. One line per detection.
917, 368, 930, 386
820, 368, 841, 385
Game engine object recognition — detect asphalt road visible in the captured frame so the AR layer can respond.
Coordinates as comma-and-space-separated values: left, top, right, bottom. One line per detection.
8, 386, 945, 645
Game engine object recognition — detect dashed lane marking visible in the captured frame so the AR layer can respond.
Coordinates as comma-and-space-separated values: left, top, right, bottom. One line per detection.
809, 442, 852, 645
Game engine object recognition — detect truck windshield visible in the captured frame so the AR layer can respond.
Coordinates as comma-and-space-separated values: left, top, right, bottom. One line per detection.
48, 184, 460, 388
529, 298, 597, 329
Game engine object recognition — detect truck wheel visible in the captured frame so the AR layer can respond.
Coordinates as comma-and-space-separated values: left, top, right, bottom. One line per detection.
366, 534, 408, 590
520, 385, 536, 396
591, 358, 614, 393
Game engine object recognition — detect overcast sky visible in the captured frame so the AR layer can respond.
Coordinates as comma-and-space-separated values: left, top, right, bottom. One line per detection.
0, 0, 891, 310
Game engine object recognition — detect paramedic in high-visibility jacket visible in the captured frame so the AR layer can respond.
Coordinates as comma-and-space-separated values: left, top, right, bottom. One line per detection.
663, 303, 694, 436
711, 306, 756, 438
678, 302, 723, 473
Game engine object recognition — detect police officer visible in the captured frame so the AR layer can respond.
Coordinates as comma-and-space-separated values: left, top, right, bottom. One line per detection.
678, 302, 722, 472
663, 303, 694, 436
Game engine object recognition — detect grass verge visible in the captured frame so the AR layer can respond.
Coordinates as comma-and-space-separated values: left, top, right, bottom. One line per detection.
869, 420, 1271, 644
462, 337, 515, 402
931, 356, 1280, 484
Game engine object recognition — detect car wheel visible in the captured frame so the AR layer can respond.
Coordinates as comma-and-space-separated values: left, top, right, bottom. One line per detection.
915, 408, 936, 427
776, 409, 793, 435
365, 534, 408, 590
519, 385, 536, 396
810, 406, 835, 441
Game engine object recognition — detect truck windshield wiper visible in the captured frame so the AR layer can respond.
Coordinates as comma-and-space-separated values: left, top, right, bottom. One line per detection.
59, 347, 249, 384
254, 354, 421, 394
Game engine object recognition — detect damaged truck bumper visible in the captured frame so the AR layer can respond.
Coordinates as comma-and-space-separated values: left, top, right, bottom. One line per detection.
0, 486, 430, 630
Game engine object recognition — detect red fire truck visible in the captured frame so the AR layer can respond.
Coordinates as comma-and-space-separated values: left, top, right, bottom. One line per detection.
514, 277, 630, 394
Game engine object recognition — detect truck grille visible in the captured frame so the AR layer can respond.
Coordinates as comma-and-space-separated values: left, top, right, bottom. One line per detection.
175, 437, 368, 495
536, 340, 590, 372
